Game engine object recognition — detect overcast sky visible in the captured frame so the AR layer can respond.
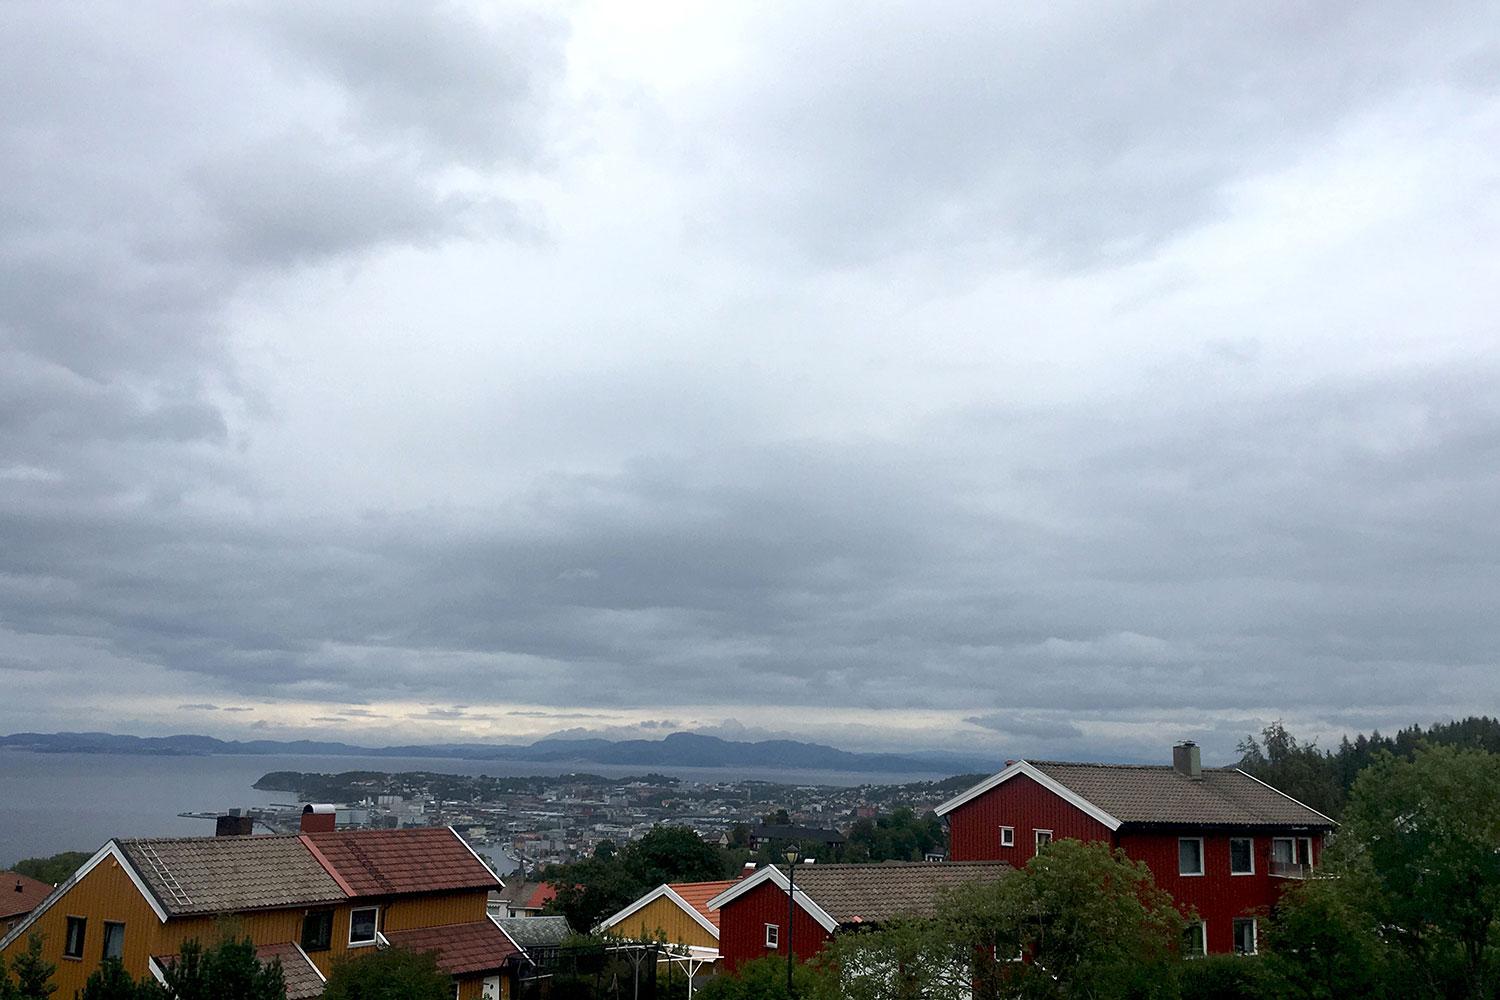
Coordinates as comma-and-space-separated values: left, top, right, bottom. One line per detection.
3, 0, 1498, 765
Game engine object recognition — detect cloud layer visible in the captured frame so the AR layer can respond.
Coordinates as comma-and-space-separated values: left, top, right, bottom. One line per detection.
3, 0, 1499, 763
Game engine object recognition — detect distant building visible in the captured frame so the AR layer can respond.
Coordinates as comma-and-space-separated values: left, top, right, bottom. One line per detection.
1, 872, 53, 934
746, 825, 847, 852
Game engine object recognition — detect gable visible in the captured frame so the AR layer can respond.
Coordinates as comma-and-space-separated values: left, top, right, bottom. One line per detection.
602, 889, 719, 948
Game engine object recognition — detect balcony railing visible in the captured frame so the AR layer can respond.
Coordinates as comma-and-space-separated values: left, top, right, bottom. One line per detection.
1270, 861, 1311, 879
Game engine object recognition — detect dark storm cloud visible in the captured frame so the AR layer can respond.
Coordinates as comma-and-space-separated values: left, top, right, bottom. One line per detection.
697, 0, 1500, 268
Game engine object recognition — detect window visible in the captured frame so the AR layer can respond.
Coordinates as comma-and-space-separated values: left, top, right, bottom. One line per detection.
1034, 830, 1052, 850
1271, 837, 1295, 865
765, 923, 779, 948
64, 917, 87, 959
302, 909, 334, 952
1182, 921, 1206, 958
1229, 837, 1254, 875
1179, 837, 1205, 876
1297, 837, 1315, 869
349, 906, 379, 946
1233, 918, 1257, 955
1000, 826, 1015, 847
102, 922, 124, 961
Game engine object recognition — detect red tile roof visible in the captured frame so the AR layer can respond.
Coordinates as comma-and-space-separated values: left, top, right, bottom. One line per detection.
1, 873, 53, 922
669, 880, 737, 930
1030, 761, 1336, 827
382, 920, 522, 976
526, 883, 556, 909
303, 827, 501, 897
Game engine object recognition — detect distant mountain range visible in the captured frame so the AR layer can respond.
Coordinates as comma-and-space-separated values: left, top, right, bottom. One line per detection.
0, 730, 1002, 776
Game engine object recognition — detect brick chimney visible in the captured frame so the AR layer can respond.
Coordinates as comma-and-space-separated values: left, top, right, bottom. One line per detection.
739, 862, 757, 880
1173, 741, 1202, 780
300, 804, 337, 833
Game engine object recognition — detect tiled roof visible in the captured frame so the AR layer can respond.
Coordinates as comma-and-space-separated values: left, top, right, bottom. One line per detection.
153, 942, 324, 1000
1, 873, 54, 921
382, 921, 521, 976
752, 825, 846, 844
304, 828, 501, 897
118, 836, 345, 915
1030, 762, 1335, 827
777, 861, 1011, 924
493, 915, 572, 951
254, 942, 325, 1000
525, 883, 556, 909
669, 881, 736, 930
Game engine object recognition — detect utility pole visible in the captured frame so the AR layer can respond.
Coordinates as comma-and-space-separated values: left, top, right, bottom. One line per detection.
786, 848, 800, 996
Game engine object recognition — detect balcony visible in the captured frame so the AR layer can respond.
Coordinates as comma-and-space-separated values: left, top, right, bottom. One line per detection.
1269, 861, 1312, 879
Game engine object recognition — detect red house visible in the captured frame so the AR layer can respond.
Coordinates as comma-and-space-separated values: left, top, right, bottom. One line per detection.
936, 742, 1334, 956
707, 860, 1010, 971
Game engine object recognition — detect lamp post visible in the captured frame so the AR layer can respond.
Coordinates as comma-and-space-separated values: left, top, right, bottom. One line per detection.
786, 847, 800, 997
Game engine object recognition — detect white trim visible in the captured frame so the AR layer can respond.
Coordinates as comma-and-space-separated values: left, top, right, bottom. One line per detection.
488, 915, 527, 960
446, 826, 506, 888
1034, 829, 1053, 849
1229, 836, 1254, 876
999, 826, 1014, 847
599, 884, 720, 941
1232, 769, 1338, 825
704, 866, 839, 934
1271, 836, 1296, 864
292, 941, 327, 983
0, 841, 168, 954
1178, 837, 1205, 877
148, 956, 168, 986
348, 905, 380, 947
764, 923, 779, 949
934, 761, 1123, 831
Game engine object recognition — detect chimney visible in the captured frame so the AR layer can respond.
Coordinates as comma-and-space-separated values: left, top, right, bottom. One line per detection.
1173, 741, 1202, 780
14, 880, 23, 893
740, 862, 757, 880
215, 814, 255, 837
301, 804, 337, 833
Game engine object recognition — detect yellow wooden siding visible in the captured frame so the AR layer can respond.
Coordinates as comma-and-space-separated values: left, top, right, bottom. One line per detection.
615, 896, 717, 950
381, 891, 488, 931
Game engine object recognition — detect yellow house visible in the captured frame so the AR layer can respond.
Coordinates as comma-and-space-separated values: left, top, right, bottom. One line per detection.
0, 825, 524, 999
599, 879, 735, 995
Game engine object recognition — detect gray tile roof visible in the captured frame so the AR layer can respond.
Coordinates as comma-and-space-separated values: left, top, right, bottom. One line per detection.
779, 861, 1011, 924
493, 916, 572, 951
1030, 762, 1334, 827
118, 835, 345, 915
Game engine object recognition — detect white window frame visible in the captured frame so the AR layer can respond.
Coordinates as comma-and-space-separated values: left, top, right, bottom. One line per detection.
1178, 837, 1205, 876
348, 906, 380, 947
101, 921, 125, 961
1232, 917, 1258, 955
1229, 836, 1254, 875
765, 923, 779, 949
1297, 836, 1314, 869
1034, 829, 1052, 850
1183, 920, 1207, 958
1000, 826, 1015, 847
64, 916, 86, 959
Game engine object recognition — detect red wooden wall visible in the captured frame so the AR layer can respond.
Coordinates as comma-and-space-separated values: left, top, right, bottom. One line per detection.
946, 773, 1114, 863
716, 878, 833, 972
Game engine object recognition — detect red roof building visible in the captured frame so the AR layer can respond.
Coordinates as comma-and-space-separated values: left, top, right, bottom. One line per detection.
1, 872, 53, 934
936, 742, 1336, 956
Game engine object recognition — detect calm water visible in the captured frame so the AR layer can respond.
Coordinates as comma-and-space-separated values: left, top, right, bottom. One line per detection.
0, 750, 948, 867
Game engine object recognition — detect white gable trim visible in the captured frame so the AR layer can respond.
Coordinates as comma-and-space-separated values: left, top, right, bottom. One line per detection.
933, 761, 1123, 831
292, 941, 327, 982
704, 866, 838, 934
446, 826, 506, 888
148, 956, 168, 986
599, 884, 720, 941
0, 841, 169, 954
1232, 769, 1338, 826
489, 915, 527, 959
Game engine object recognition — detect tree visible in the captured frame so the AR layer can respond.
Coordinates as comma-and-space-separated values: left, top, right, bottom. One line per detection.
620, 826, 724, 887
1237, 721, 1343, 819
77, 959, 165, 1000
698, 955, 818, 1000
156, 936, 284, 1000
818, 839, 1184, 1000
1261, 861, 1394, 1000
7, 934, 55, 1000
1333, 744, 1500, 999
8, 853, 91, 887
545, 825, 726, 933
321, 946, 450, 1000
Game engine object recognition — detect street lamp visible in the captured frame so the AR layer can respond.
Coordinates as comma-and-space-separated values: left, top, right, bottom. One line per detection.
786, 847, 800, 996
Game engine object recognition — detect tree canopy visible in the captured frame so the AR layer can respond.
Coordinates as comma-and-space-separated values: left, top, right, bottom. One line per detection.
321, 946, 450, 1000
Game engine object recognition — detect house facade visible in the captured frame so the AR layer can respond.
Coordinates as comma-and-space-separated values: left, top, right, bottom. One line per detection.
708, 861, 1011, 971
599, 879, 736, 992
0, 824, 522, 998
2, 873, 53, 935
936, 742, 1335, 956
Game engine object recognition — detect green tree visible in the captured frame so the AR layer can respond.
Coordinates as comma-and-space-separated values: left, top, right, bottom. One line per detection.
1334, 744, 1500, 998
8, 934, 55, 1000
545, 825, 726, 933
1261, 860, 1394, 1000
320, 946, 449, 1000
76, 958, 164, 1000
8, 854, 91, 888
157, 937, 284, 1000
697, 955, 818, 1000
819, 839, 1184, 1000
621, 826, 724, 887
1237, 721, 1343, 819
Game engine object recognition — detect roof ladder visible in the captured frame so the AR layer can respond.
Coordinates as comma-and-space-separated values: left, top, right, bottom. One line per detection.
132, 842, 194, 910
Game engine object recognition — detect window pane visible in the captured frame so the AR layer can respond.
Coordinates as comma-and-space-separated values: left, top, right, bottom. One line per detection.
350, 908, 377, 943
65, 917, 86, 958
102, 923, 124, 960
1230, 838, 1252, 874
1182, 924, 1205, 957
302, 910, 333, 952
1179, 839, 1203, 875
1233, 919, 1256, 954
1272, 838, 1294, 865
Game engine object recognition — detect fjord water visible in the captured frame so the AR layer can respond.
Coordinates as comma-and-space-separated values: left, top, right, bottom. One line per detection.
0, 750, 947, 867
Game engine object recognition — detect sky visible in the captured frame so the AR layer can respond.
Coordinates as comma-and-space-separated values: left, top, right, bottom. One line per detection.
2, 0, 1499, 766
